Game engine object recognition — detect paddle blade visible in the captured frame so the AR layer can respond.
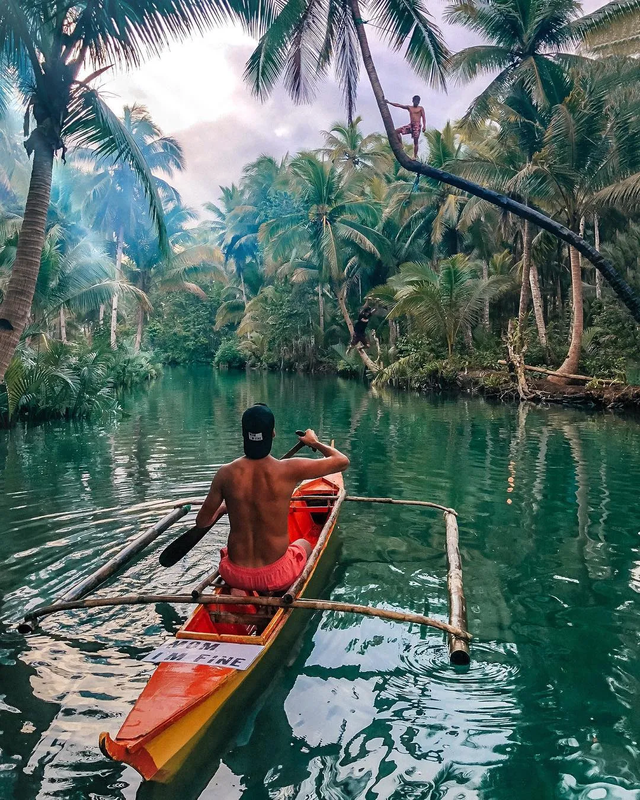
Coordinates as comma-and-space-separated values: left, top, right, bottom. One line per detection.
159, 526, 210, 568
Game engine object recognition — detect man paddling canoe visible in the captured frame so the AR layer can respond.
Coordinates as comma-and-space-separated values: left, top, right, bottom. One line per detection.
195, 404, 350, 593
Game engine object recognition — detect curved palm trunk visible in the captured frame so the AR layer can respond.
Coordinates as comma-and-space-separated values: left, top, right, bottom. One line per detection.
551, 246, 583, 381
110, 227, 124, 349
0, 135, 55, 381
348, 0, 640, 324
336, 284, 379, 372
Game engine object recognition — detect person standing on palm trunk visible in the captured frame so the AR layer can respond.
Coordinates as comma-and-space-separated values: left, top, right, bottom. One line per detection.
385, 96, 426, 158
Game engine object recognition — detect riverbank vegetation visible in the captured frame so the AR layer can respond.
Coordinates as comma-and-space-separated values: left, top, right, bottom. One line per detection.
1, 0, 640, 425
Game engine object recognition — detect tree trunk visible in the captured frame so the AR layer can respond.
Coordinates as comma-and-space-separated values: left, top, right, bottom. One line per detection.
99, 304, 105, 325
348, 0, 640, 324
518, 219, 532, 336
594, 214, 602, 301
336, 284, 379, 372
463, 324, 473, 349
318, 283, 324, 334
482, 261, 490, 329
240, 272, 247, 305
551, 246, 583, 381
529, 262, 548, 352
111, 227, 124, 350
60, 306, 67, 344
389, 318, 397, 347
0, 133, 55, 381
134, 305, 144, 353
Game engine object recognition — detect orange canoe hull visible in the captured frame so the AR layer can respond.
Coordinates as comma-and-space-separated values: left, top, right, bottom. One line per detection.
100, 473, 345, 782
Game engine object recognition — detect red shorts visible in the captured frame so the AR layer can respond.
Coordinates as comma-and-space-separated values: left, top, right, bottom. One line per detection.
218, 543, 308, 593
398, 122, 421, 140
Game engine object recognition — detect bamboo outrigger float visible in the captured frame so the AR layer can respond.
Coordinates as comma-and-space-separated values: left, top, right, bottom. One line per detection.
18, 440, 471, 784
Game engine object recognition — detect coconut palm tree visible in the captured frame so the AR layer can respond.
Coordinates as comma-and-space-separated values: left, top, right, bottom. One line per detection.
388, 254, 508, 356
320, 117, 391, 181
22, 228, 145, 343
125, 199, 226, 351
453, 88, 550, 347
78, 105, 185, 347
511, 68, 640, 376
245, 0, 640, 323
0, 0, 270, 381
260, 152, 388, 370
444, 0, 591, 125
204, 185, 259, 304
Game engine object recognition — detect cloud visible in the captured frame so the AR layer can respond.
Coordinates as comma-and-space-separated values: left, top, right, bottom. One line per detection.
103, 0, 609, 211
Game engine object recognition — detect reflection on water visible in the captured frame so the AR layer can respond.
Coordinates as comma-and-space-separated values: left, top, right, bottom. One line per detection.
1, 367, 640, 799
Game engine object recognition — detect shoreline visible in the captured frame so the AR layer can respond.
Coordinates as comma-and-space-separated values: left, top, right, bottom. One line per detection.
382, 368, 640, 414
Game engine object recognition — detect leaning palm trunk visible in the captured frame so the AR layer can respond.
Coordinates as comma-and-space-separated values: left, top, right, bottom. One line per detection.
0, 135, 55, 381
336, 284, 379, 372
551, 247, 583, 381
110, 227, 124, 349
348, 0, 640, 324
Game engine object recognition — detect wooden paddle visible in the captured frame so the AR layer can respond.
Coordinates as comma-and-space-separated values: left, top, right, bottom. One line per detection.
158, 431, 310, 568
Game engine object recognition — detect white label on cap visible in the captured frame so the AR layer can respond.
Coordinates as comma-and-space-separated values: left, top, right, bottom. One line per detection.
248, 432, 263, 441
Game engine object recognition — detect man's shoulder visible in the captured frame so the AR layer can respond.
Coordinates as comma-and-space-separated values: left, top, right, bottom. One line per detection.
218, 457, 244, 476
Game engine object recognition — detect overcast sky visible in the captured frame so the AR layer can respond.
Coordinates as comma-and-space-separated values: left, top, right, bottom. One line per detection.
103, 0, 605, 213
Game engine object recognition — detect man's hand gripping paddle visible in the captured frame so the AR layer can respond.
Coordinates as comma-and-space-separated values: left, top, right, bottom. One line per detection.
158, 431, 312, 568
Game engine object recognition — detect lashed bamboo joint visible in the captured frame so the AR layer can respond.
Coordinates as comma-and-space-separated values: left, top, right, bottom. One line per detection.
18, 493, 472, 664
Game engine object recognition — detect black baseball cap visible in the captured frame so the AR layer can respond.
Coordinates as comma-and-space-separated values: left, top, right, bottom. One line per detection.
242, 403, 275, 459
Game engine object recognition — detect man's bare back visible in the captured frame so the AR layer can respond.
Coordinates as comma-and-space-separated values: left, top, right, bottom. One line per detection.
196, 424, 349, 571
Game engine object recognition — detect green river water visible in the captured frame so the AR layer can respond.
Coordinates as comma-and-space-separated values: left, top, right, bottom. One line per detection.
1, 367, 640, 799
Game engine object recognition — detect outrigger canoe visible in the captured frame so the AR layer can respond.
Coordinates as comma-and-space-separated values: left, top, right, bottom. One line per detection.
99, 471, 345, 782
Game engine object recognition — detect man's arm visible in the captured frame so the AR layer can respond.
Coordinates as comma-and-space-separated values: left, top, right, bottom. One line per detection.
385, 98, 409, 110
195, 469, 227, 528
421, 108, 426, 131
286, 429, 349, 480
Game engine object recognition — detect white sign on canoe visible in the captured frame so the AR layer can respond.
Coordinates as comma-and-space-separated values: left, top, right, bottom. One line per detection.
143, 639, 264, 670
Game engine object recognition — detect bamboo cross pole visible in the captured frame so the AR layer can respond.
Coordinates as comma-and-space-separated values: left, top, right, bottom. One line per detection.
444, 511, 470, 666
58, 505, 191, 604
17, 593, 472, 640
344, 496, 457, 515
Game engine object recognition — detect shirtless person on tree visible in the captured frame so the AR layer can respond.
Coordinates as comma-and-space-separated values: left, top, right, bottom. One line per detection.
385, 95, 426, 158
195, 404, 349, 594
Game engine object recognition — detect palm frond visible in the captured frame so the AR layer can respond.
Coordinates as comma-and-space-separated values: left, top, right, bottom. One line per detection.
64, 87, 169, 255
369, 0, 450, 88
